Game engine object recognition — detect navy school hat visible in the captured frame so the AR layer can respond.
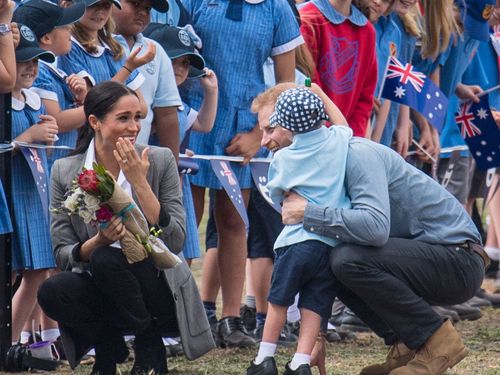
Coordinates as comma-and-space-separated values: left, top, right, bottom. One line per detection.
13, 0, 86, 40
15, 24, 56, 63
463, 0, 496, 41
84, 0, 122, 9
143, 23, 206, 78
269, 88, 328, 134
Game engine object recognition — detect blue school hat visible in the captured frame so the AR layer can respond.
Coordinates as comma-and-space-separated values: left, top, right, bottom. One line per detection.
13, 0, 86, 39
15, 24, 55, 63
463, 0, 496, 41
269, 88, 329, 134
143, 23, 206, 78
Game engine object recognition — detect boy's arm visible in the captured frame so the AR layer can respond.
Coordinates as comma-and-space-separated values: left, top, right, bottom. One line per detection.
309, 83, 348, 125
0, 0, 15, 93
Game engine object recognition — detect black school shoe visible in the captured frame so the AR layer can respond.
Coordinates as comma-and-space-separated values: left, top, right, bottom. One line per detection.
218, 316, 256, 348
246, 357, 278, 375
283, 362, 312, 375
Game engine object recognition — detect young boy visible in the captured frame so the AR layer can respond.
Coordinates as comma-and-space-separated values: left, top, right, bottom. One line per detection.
247, 86, 352, 375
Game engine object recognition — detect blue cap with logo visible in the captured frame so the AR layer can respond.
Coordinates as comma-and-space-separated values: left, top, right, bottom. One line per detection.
463, 0, 496, 41
15, 24, 55, 63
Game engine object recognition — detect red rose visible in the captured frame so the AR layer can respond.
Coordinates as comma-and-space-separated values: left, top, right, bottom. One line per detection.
96, 204, 113, 223
78, 170, 99, 193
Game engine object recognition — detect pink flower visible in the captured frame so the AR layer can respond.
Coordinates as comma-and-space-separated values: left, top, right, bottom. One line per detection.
78, 170, 99, 194
96, 204, 113, 223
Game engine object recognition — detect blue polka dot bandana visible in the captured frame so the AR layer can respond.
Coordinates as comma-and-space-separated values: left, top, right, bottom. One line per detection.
269, 88, 329, 134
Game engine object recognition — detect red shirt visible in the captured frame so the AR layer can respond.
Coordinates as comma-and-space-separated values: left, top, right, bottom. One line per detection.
300, 3, 377, 136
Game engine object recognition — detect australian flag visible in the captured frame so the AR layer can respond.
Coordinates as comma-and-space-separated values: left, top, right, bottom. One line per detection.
381, 56, 448, 131
455, 95, 500, 170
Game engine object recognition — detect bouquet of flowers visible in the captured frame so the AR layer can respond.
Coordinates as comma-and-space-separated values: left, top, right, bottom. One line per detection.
55, 162, 181, 269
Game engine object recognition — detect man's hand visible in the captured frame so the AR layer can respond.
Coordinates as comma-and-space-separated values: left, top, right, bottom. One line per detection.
225, 127, 262, 165
282, 191, 307, 225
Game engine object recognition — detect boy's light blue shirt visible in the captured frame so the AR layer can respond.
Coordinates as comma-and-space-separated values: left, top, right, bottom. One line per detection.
267, 125, 353, 249
304, 137, 482, 246
115, 33, 182, 144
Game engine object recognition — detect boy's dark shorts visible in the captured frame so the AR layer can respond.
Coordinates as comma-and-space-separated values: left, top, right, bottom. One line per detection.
268, 240, 336, 319
247, 189, 283, 259
205, 189, 284, 259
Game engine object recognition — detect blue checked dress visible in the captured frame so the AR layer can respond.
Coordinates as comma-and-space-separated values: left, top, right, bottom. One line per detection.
179, 103, 201, 260
33, 60, 81, 170
182, 0, 303, 189
11, 90, 55, 270
58, 37, 144, 91
0, 179, 12, 234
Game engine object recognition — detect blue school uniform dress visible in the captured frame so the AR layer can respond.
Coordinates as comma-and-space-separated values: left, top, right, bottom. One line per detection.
380, 14, 416, 146
32, 59, 94, 169
11, 89, 55, 270
0, 180, 12, 234
182, 0, 303, 189
58, 37, 144, 90
178, 102, 201, 259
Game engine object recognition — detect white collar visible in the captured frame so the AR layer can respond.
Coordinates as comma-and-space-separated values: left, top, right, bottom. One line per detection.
71, 36, 112, 57
84, 138, 132, 197
12, 88, 42, 111
39, 58, 67, 80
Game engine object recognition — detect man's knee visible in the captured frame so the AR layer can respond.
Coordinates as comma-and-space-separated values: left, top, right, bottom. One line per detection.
330, 244, 366, 280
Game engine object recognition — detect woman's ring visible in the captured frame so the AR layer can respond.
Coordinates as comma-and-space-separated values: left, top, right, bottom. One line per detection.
123, 159, 128, 164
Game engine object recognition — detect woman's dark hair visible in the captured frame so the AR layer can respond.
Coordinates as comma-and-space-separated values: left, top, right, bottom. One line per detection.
72, 81, 137, 155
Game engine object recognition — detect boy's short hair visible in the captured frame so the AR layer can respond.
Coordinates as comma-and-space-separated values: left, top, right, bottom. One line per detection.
251, 82, 299, 113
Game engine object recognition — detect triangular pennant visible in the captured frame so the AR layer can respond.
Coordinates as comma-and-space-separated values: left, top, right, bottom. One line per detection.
250, 162, 282, 214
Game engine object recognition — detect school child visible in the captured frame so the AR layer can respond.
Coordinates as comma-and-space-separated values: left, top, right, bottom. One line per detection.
9, 24, 57, 346
112, 1, 182, 156
57, 0, 152, 116
182, 0, 302, 348
0, 0, 15, 236
299, 0, 377, 137
13, 0, 89, 167
145, 24, 218, 265
380, 1, 420, 156
247, 86, 352, 375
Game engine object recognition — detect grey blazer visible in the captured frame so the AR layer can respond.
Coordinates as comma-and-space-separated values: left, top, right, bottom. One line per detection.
50, 144, 215, 368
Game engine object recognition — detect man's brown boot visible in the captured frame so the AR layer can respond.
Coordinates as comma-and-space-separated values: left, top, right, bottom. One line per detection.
389, 320, 468, 375
360, 342, 416, 375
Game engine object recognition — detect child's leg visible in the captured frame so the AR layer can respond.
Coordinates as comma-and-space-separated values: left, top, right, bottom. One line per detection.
12, 269, 50, 344
254, 302, 287, 364
296, 308, 321, 355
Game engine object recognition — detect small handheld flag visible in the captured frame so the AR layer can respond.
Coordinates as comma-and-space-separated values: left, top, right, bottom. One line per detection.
455, 95, 500, 170
381, 56, 448, 131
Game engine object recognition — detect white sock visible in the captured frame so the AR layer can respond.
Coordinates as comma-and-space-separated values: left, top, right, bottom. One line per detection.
485, 246, 500, 261
20, 331, 31, 344
255, 342, 277, 364
289, 352, 311, 370
287, 294, 301, 323
41, 328, 60, 342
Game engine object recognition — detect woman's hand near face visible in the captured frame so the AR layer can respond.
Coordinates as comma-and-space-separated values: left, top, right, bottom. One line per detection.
113, 137, 150, 188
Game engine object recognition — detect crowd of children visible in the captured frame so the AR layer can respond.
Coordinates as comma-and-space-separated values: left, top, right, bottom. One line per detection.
0, 0, 499, 374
